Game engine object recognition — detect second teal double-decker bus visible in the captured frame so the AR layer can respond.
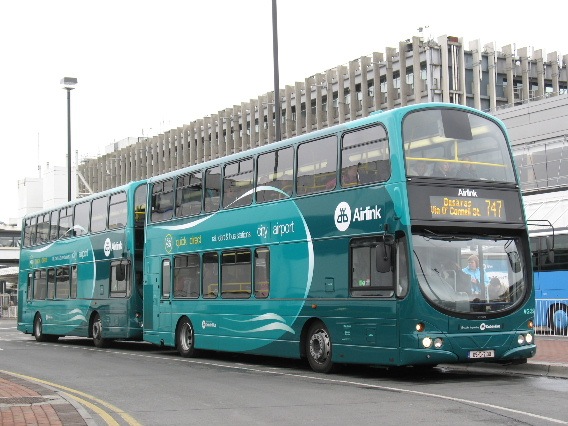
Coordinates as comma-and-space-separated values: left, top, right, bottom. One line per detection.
142, 103, 535, 373
18, 181, 147, 347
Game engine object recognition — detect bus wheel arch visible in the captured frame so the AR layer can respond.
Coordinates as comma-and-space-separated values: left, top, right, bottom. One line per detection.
303, 318, 337, 374
33, 312, 58, 342
548, 303, 568, 335
176, 316, 198, 358
90, 311, 110, 348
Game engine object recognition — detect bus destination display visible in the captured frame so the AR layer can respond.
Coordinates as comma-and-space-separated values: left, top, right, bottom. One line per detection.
429, 195, 506, 221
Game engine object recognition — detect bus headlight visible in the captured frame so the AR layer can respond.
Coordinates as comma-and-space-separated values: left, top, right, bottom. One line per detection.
525, 333, 533, 344
517, 334, 526, 345
433, 338, 444, 349
422, 337, 433, 348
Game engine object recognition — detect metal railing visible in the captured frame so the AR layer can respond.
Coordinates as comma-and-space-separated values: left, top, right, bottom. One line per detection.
535, 298, 568, 336
0, 306, 17, 319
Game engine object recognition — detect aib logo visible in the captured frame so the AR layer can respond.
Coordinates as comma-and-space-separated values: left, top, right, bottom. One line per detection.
334, 202, 351, 231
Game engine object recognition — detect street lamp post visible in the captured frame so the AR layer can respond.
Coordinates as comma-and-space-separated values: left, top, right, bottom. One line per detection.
60, 77, 77, 202
272, 0, 281, 142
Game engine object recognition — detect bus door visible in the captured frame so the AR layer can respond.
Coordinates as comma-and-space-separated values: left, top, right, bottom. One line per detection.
158, 258, 173, 337
349, 235, 404, 360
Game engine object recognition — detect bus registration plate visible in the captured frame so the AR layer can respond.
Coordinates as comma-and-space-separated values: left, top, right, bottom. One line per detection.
468, 350, 495, 359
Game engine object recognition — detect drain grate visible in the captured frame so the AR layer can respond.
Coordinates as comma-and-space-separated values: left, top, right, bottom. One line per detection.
0, 396, 48, 405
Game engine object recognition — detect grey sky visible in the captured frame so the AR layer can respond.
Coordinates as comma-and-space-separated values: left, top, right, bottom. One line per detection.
1, 0, 566, 222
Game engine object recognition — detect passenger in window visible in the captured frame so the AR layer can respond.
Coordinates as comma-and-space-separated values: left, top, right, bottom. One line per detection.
441, 261, 470, 294
462, 255, 489, 295
408, 161, 431, 176
457, 157, 478, 179
432, 161, 454, 178
488, 277, 507, 301
342, 165, 359, 186
327, 166, 359, 190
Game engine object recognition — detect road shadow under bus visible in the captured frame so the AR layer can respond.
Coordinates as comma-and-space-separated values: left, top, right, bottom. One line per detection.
45, 337, 522, 385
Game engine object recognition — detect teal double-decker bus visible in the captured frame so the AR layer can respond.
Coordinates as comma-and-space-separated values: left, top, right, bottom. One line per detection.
18, 181, 147, 347
143, 103, 535, 373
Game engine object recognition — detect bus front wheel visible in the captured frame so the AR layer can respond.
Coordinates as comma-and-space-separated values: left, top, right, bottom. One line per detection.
177, 317, 197, 358
549, 303, 568, 335
33, 313, 58, 343
306, 321, 335, 373
92, 313, 109, 348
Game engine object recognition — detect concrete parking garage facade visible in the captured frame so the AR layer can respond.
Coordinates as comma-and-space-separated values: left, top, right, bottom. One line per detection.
77, 34, 568, 196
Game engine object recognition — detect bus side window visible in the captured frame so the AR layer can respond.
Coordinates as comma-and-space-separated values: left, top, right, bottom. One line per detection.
151, 181, 174, 223
27, 273, 32, 301
254, 247, 270, 298
161, 259, 170, 299
109, 192, 128, 228
341, 124, 390, 187
70, 265, 78, 299
221, 250, 251, 299
110, 261, 130, 298
46, 268, 56, 299
223, 159, 254, 209
296, 136, 337, 196
204, 167, 221, 213
174, 254, 200, 298
256, 147, 294, 203
350, 237, 395, 297
34, 270, 47, 300
203, 252, 219, 298
56, 266, 70, 299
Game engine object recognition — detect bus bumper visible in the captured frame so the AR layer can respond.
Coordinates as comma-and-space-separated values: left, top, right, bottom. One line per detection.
400, 344, 536, 366
400, 348, 459, 365
499, 344, 536, 361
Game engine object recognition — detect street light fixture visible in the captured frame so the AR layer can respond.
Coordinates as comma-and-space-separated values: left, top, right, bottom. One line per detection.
60, 77, 77, 202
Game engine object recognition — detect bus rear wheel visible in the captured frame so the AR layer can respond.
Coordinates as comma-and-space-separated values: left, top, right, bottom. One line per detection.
306, 321, 335, 373
548, 303, 568, 335
92, 313, 109, 348
33, 313, 58, 342
177, 317, 197, 358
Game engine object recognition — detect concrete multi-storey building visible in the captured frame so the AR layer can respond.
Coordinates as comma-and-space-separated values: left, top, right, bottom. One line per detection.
76, 34, 568, 195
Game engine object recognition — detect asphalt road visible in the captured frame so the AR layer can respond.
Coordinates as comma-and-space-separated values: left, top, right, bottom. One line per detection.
1, 324, 567, 425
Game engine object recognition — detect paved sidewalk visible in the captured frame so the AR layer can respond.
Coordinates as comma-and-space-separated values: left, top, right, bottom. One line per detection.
0, 371, 93, 426
1, 318, 567, 425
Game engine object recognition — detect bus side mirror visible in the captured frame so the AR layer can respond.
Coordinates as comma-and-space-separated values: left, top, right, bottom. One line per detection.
116, 264, 126, 281
376, 235, 394, 273
507, 251, 521, 273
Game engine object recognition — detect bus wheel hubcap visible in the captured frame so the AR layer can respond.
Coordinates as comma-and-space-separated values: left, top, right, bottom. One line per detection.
182, 324, 192, 350
310, 330, 330, 362
93, 321, 102, 339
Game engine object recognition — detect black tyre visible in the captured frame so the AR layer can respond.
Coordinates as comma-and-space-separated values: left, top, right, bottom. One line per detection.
33, 313, 58, 342
92, 313, 109, 348
306, 321, 335, 373
548, 303, 568, 336
176, 317, 197, 358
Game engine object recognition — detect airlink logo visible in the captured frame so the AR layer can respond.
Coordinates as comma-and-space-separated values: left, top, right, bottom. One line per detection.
103, 238, 123, 257
334, 202, 382, 232
458, 188, 478, 197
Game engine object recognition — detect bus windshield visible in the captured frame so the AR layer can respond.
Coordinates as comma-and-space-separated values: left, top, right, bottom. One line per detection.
403, 109, 516, 183
412, 233, 527, 314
